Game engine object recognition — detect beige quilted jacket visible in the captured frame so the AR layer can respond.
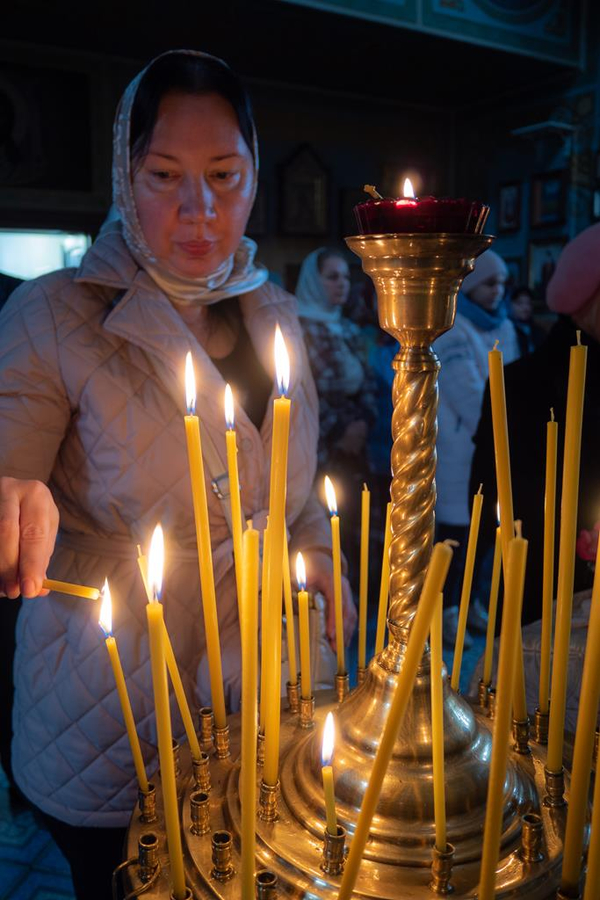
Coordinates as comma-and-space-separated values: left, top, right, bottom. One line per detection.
0, 232, 329, 826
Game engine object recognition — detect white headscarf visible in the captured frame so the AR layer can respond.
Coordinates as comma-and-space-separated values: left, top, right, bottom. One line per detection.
295, 248, 345, 335
107, 48, 268, 305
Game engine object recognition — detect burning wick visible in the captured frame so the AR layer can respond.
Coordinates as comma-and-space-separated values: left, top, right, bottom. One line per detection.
363, 184, 383, 200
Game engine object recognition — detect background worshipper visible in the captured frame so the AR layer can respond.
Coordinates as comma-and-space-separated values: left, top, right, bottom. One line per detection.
0, 50, 356, 900
433, 248, 520, 647
509, 284, 546, 355
296, 247, 378, 594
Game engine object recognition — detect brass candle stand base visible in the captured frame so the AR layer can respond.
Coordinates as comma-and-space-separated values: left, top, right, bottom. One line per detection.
286, 679, 300, 713
299, 695, 315, 729
258, 779, 279, 822
520, 813, 544, 863
478, 679, 490, 710
190, 790, 211, 836
212, 724, 230, 759
513, 717, 531, 755
534, 708, 550, 745
198, 707, 214, 751
192, 753, 211, 792
544, 767, 566, 808
138, 783, 157, 823
321, 825, 346, 876
211, 830, 234, 882
335, 672, 349, 702
138, 832, 160, 883
430, 842, 455, 894
255, 871, 278, 898
357, 666, 367, 685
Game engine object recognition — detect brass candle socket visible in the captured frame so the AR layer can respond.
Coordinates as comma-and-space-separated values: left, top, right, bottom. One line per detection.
190, 790, 211, 836
335, 673, 350, 702
258, 779, 279, 823
286, 679, 300, 713
429, 842, 455, 895
256, 870, 278, 898
211, 829, 234, 881
170, 888, 193, 900
321, 825, 346, 876
478, 679, 490, 710
198, 706, 214, 751
138, 832, 159, 883
138, 782, 157, 823
356, 666, 367, 686
534, 708, 549, 745
544, 767, 566, 807
212, 723, 230, 759
520, 812, 544, 863
299, 695, 315, 729
488, 687, 497, 719
192, 752, 211, 792
257, 729, 266, 765
513, 717, 531, 755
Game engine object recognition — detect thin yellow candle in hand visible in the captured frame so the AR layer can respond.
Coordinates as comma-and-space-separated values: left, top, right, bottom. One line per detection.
430, 592, 446, 852
324, 476, 345, 675
482, 524, 502, 686
547, 333, 588, 774
224, 383, 244, 614
296, 553, 312, 700
358, 483, 370, 670
282, 531, 298, 686
321, 711, 337, 835
451, 485, 483, 691
145, 525, 187, 900
240, 524, 259, 900
478, 530, 528, 900
263, 327, 291, 788
337, 542, 453, 900
259, 524, 270, 733
184, 352, 226, 729
375, 502, 392, 655
539, 409, 558, 715
43, 578, 99, 600
98, 580, 149, 793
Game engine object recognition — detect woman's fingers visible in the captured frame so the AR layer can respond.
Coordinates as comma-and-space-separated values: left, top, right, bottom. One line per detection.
0, 481, 21, 597
0, 477, 59, 598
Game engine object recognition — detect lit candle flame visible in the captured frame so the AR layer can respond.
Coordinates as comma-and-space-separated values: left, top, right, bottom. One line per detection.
98, 578, 112, 636
322, 711, 335, 767
403, 177, 415, 198
148, 524, 165, 603
185, 351, 196, 416
224, 383, 235, 430
274, 325, 290, 397
296, 551, 306, 591
324, 475, 338, 517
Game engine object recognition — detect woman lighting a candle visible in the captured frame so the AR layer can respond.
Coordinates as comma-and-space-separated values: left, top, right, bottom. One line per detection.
0, 50, 354, 900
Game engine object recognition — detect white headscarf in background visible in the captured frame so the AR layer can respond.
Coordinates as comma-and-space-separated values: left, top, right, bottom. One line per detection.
103, 48, 267, 305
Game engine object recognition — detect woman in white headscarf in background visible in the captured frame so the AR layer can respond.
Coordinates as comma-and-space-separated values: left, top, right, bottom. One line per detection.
0, 51, 355, 898
296, 247, 378, 596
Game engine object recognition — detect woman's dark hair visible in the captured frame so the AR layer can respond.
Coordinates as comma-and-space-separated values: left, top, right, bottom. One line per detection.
130, 53, 255, 166
316, 248, 348, 273
511, 285, 534, 301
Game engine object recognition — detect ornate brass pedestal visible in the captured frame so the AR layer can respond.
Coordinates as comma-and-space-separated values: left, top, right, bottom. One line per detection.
123, 232, 576, 897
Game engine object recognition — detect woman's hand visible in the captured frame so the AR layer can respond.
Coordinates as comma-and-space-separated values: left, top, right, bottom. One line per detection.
0, 477, 59, 598
305, 549, 357, 651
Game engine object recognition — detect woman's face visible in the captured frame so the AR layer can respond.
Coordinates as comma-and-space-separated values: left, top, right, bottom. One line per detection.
468, 274, 506, 311
319, 256, 351, 307
511, 291, 533, 322
132, 91, 255, 278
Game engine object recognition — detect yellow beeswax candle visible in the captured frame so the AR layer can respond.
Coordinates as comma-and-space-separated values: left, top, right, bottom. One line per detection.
259, 523, 270, 733
583, 743, 600, 900
488, 344, 527, 721
145, 525, 187, 900
358, 483, 370, 670
539, 410, 558, 715
451, 485, 483, 691
43, 578, 99, 600
296, 553, 312, 700
321, 712, 337, 835
375, 502, 392, 656
184, 352, 226, 729
324, 475, 345, 676
224, 384, 244, 614
137, 549, 201, 761
478, 531, 528, 900
337, 542, 453, 900
263, 327, 291, 788
98, 580, 148, 792
241, 524, 259, 900
430, 592, 446, 851
482, 526, 502, 686
559, 533, 600, 895
282, 531, 298, 686
547, 334, 588, 774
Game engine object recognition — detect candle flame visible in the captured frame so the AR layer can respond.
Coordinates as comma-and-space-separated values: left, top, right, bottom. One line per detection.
185, 351, 196, 415
98, 578, 112, 636
274, 325, 290, 396
403, 177, 415, 199
224, 383, 235, 430
296, 551, 306, 590
322, 711, 335, 766
324, 475, 338, 516
148, 523, 164, 603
